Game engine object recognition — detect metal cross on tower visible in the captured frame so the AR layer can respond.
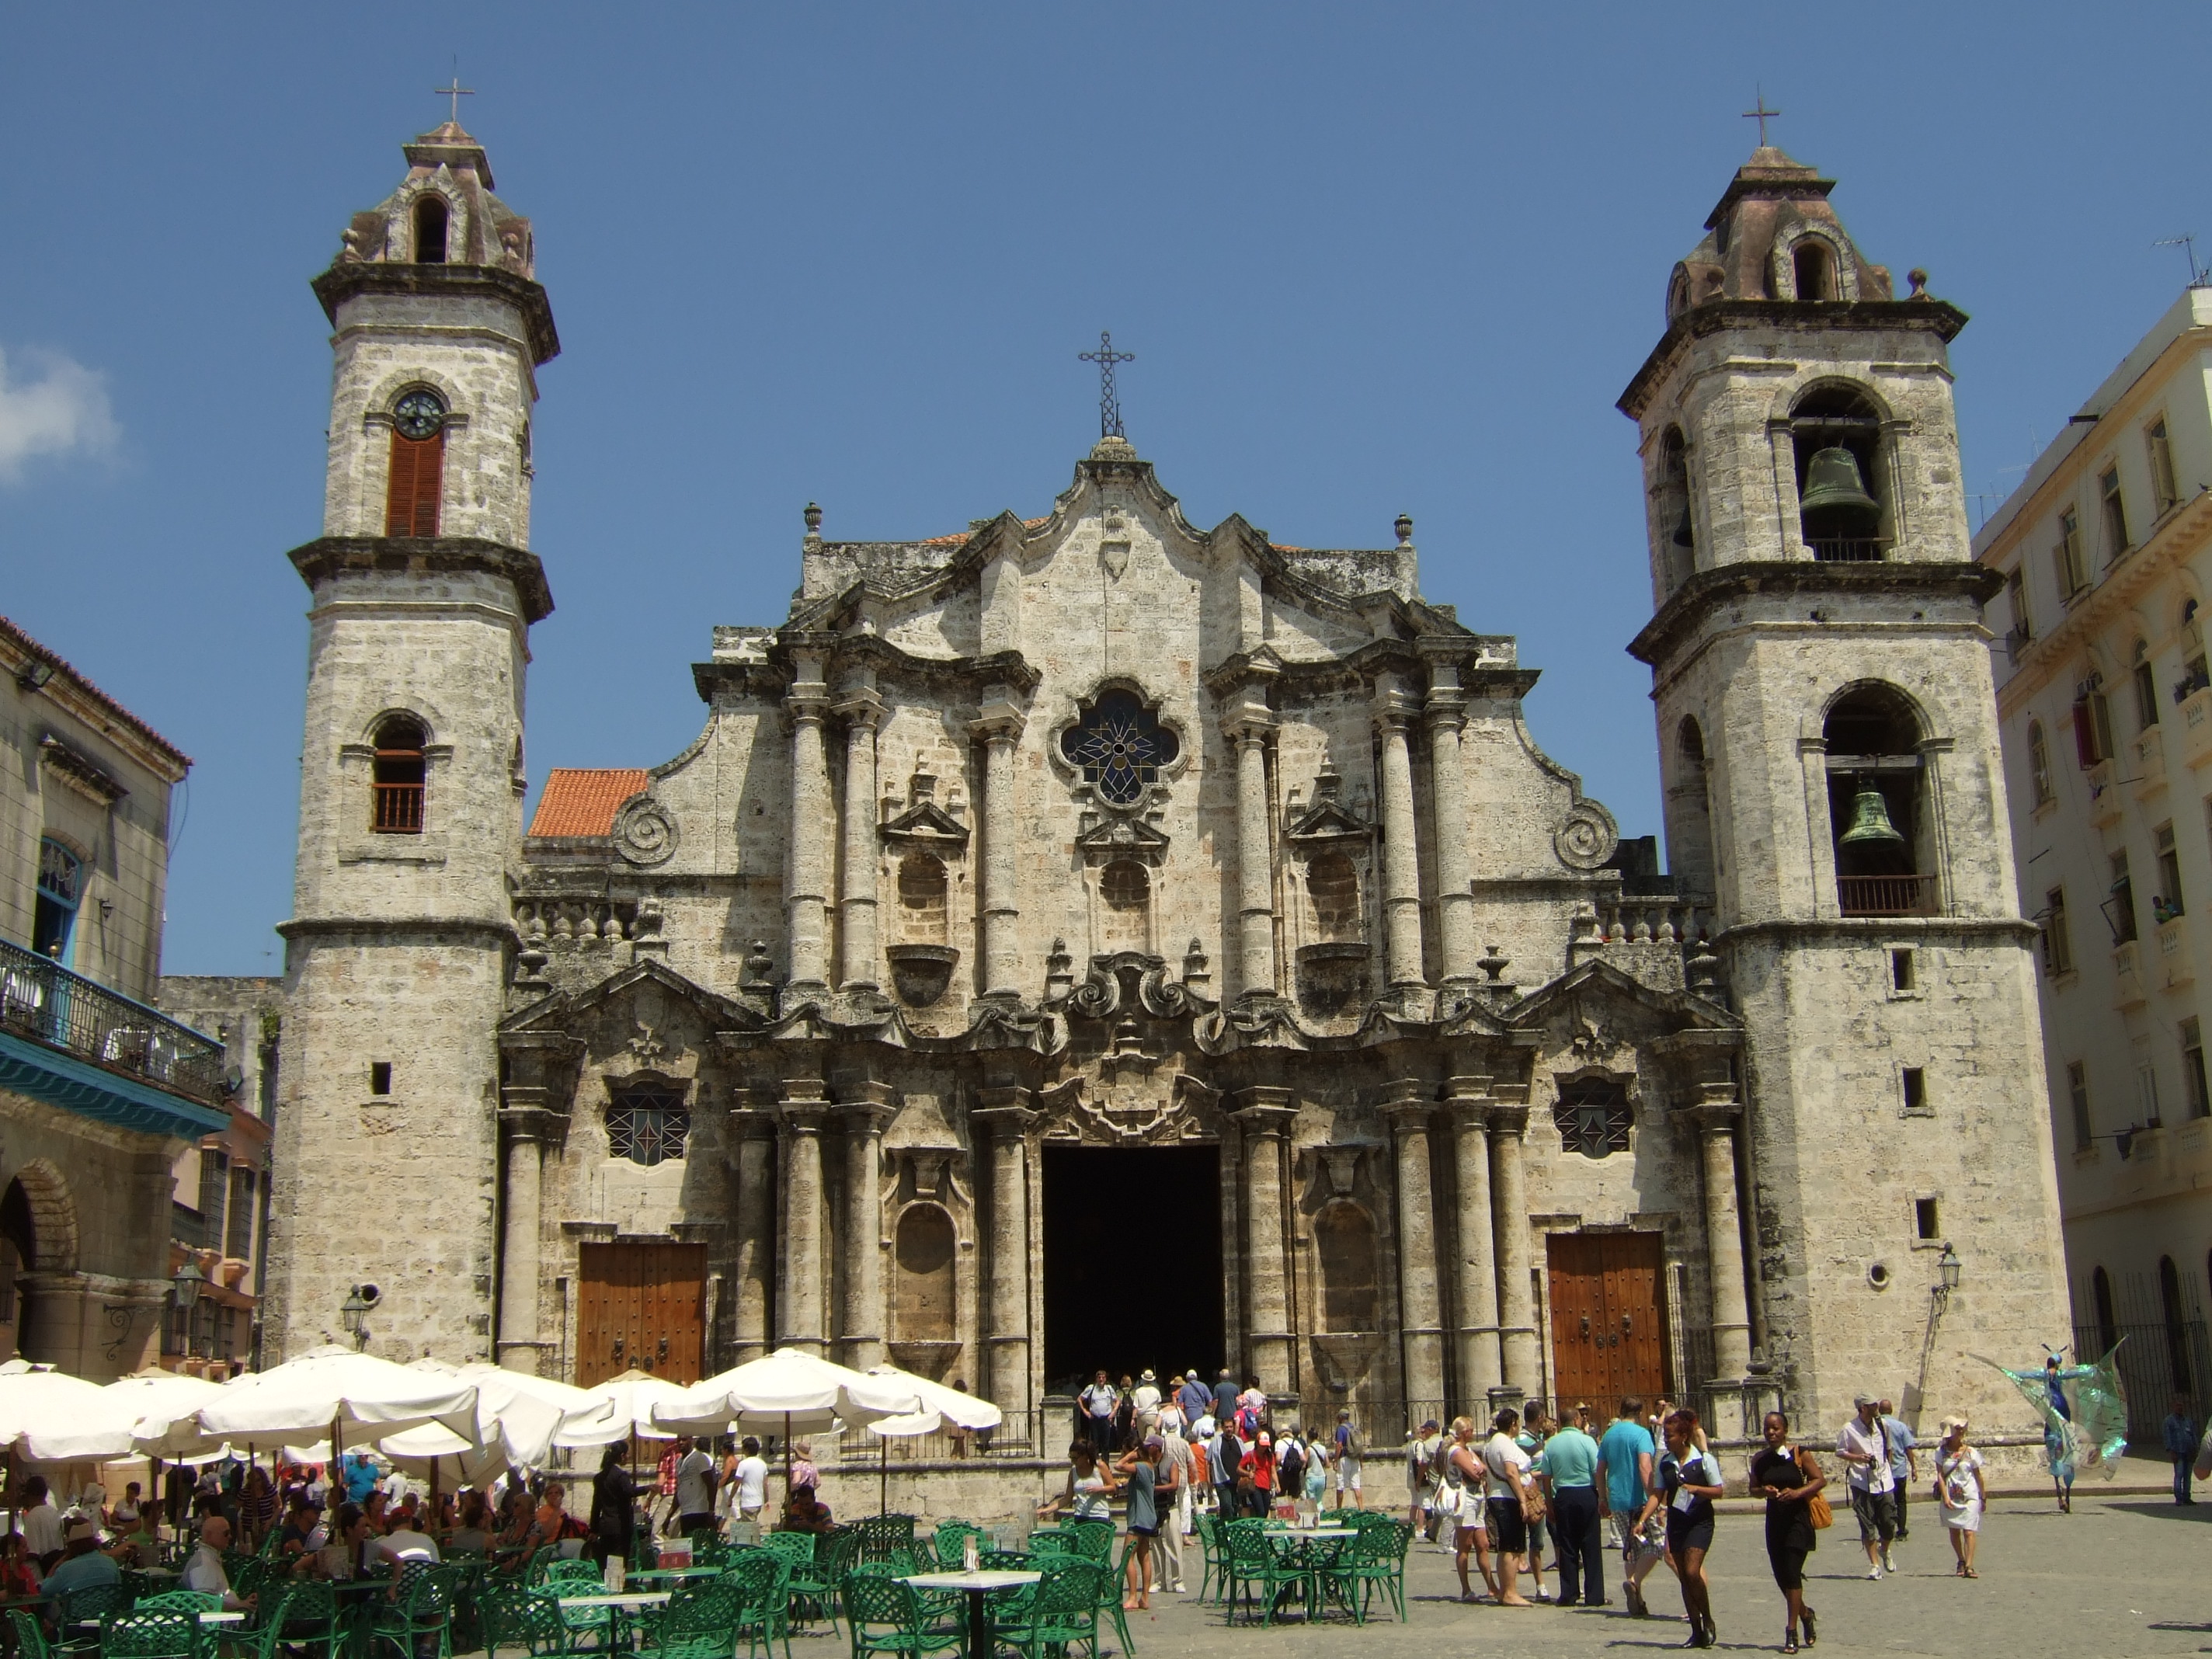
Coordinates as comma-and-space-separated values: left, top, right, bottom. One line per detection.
1080, 331, 1135, 439
434, 71, 476, 126
1742, 89, 1781, 147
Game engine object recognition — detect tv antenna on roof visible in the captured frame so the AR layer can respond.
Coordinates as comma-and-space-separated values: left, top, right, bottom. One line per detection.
2155, 235, 2210, 288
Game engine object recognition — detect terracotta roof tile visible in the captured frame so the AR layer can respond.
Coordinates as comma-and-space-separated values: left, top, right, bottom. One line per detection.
527, 768, 649, 838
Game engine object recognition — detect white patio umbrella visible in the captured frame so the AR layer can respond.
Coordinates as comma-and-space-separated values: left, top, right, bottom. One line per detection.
549, 1369, 694, 1449
0, 1362, 141, 1461
407, 1358, 574, 1470
652, 1348, 922, 1500
196, 1346, 481, 1487
104, 1369, 228, 1457
858, 1369, 1003, 1515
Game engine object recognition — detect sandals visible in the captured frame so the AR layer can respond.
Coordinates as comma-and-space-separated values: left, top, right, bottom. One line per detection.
1802, 1606, 1818, 1647
1785, 1635, 1800, 1654
1963, 1567, 1978, 1578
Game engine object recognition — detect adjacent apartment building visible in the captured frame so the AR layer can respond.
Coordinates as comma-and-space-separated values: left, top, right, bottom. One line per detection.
0, 617, 231, 1379
1981, 284, 2212, 1421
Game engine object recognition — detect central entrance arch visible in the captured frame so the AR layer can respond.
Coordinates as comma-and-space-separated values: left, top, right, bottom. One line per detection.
1041, 1143, 1224, 1392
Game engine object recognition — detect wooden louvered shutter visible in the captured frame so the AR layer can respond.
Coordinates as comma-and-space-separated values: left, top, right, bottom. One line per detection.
2072, 696, 2099, 768
384, 430, 443, 537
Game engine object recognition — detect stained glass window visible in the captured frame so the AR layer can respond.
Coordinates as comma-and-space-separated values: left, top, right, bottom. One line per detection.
1061, 690, 1177, 806
1556, 1077, 1633, 1159
608, 1086, 689, 1167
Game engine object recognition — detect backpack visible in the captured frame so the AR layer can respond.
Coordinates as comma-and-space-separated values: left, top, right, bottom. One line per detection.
1277, 1441, 1305, 1494
1233, 1403, 1261, 1441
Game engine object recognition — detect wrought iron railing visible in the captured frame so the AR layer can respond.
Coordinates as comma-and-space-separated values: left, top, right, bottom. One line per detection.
1838, 874, 1934, 917
0, 934, 226, 1106
1808, 537, 1889, 562
2075, 1320, 2212, 1440
371, 781, 424, 833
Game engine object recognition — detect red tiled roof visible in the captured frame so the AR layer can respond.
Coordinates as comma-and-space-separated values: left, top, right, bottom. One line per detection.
0, 615, 191, 770
527, 768, 649, 838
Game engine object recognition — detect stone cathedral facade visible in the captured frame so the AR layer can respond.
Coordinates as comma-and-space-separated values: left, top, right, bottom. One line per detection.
263, 124, 2070, 1456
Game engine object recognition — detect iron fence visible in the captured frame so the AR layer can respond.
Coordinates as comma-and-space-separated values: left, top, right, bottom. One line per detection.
0, 934, 226, 1106
2075, 1320, 2212, 1441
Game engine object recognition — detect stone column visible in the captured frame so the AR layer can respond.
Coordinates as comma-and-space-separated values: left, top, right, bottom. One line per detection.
494, 1109, 551, 1376
1229, 1087, 1298, 1395
1228, 716, 1278, 1000
1423, 665, 1476, 986
1689, 1104, 1755, 1382
839, 1083, 896, 1373
785, 651, 833, 994
1381, 1081, 1446, 1407
775, 1083, 830, 1355
836, 690, 885, 992
1488, 1102, 1538, 1395
729, 1111, 775, 1365
972, 698, 1026, 1000
973, 1093, 1038, 1423
1445, 1076, 1502, 1407
1373, 676, 1427, 991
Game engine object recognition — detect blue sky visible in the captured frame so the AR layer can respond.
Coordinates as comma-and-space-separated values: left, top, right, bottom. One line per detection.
3, 2, 2206, 976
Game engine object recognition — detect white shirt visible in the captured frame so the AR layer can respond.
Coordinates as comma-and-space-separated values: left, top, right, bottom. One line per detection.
1132, 1385, 1162, 1415
736, 1456, 768, 1511
181, 1543, 238, 1607
1835, 1417, 1895, 1493
21, 1502, 63, 1557
1482, 1433, 1532, 1500
1080, 1384, 1118, 1416
676, 1449, 715, 1515
378, 1527, 441, 1564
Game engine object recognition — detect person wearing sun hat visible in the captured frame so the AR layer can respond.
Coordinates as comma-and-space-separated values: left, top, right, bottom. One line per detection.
1133, 1369, 1163, 1437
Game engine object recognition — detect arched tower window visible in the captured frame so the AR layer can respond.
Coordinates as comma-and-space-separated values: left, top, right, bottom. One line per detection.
1668, 717, 1717, 899
896, 853, 950, 945
1792, 384, 1886, 562
384, 389, 447, 537
413, 194, 450, 264
33, 838, 82, 962
370, 715, 428, 834
1306, 853, 1361, 942
1825, 685, 1931, 916
1793, 239, 1833, 301
1657, 426, 1693, 583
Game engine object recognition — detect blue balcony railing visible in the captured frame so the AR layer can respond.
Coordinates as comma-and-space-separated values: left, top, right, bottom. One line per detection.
0, 935, 225, 1108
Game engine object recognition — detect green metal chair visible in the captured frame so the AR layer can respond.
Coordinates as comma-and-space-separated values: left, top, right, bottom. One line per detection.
640, 1575, 746, 1659
784, 1527, 850, 1633
720, 1550, 791, 1659
272, 1579, 346, 1659
1067, 1519, 1115, 1564
220, 1585, 297, 1659
930, 1522, 983, 1571
5, 1609, 51, 1659
1191, 1513, 1228, 1602
522, 1545, 562, 1587
1219, 1518, 1305, 1626
55, 1582, 131, 1654
475, 1584, 573, 1659
836, 1570, 959, 1659
360, 1563, 459, 1659
135, 1592, 223, 1614
998, 1559, 1103, 1659
1326, 1516, 1409, 1622
97, 1607, 201, 1659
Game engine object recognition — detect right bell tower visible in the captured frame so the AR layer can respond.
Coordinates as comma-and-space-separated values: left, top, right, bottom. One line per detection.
1621, 144, 2071, 1442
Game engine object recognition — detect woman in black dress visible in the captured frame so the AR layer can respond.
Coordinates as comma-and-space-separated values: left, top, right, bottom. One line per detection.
1749, 1410, 1826, 1653
588, 1441, 636, 1568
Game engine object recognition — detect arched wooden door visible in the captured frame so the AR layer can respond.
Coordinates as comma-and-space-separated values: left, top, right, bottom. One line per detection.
1545, 1231, 1668, 1409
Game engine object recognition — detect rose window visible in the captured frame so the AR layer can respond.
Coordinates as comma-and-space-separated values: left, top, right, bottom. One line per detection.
1062, 690, 1177, 806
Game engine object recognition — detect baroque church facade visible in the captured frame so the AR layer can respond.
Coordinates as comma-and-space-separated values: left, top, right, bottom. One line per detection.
263, 123, 2071, 1455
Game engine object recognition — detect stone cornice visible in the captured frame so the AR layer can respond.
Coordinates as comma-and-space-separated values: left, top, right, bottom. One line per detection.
311, 260, 560, 367
1713, 915, 2039, 948
1618, 297, 1968, 421
692, 635, 1040, 707
278, 915, 518, 947
1627, 559, 2002, 670
288, 535, 554, 626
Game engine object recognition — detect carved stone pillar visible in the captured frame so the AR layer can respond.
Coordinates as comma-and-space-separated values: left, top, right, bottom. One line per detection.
1689, 1104, 1755, 1382
775, 1083, 830, 1355
1373, 676, 1427, 990
836, 690, 885, 992
1229, 1087, 1297, 1395
1445, 1076, 1502, 1407
1381, 1081, 1445, 1407
1423, 664, 1476, 986
839, 1083, 896, 1373
1488, 1103, 1538, 1393
972, 699, 1026, 1000
785, 651, 833, 993
973, 1093, 1038, 1421
730, 1110, 775, 1365
1228, 716, 1278, 1000
495, 1109, 553, 1376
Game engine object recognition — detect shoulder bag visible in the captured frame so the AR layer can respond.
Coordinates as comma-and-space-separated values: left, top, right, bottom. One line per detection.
1795, 1448, 1834, 1529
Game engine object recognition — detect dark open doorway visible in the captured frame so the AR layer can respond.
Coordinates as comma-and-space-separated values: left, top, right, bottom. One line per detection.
1042, 1143, 1224, 1392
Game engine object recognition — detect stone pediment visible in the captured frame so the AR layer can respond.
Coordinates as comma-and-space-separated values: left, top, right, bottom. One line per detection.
1285, 768, 1371, 847
1073, 814, 1169, 864
499, 957, 764, 1036
879, 798, 970, 849
1504, 956, 1739, 1034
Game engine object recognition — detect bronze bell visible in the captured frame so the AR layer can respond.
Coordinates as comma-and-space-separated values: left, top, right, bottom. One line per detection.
1671, 502, 1694, 548
1799, 446, 1880, 531
1838, 781, 1905, 847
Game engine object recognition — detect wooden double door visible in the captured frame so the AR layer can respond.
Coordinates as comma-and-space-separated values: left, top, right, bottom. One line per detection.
1546, 1231, 1669, 1409
576, 1242, 707, 1387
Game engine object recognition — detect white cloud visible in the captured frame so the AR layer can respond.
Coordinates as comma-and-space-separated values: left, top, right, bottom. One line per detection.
0, 346, 118, 483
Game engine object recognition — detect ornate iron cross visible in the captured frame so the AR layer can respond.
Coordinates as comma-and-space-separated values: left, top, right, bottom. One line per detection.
1742, 89, 1780, 147
1080, 330, 1135, 439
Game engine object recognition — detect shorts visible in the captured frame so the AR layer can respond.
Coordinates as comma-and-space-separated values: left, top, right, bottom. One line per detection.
1487, 1497, 1527, 1554
1850, 1484, 1898, 1545
1335, 1459, 1362, 1490
1525, 1512, 1549, 1552
1129, 1524, 1158, 1539
1665, 1513, 1713, 1556
1609, 1511, 1663, 1561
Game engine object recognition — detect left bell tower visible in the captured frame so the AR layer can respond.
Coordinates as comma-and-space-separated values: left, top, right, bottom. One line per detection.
264, 120, 558, 1364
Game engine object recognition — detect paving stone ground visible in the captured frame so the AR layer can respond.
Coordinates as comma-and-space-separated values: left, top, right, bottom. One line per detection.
806, 1489, 2212, 1657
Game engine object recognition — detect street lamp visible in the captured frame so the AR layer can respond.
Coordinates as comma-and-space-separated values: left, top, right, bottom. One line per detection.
1938, 1243, 1962, 1293
171, 1260, 207, 1362
339, 1285, 373, 1351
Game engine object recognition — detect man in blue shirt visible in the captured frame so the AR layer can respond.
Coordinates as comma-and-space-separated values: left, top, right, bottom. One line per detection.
1212, 1369, 1239, 1427
2162, 1393, 2199, 1505
1878, 1400, 1918, 1540
1595, 1396, 1661, 1616
1176, 1372, 1212, 1429
40, 1518, 118, 1605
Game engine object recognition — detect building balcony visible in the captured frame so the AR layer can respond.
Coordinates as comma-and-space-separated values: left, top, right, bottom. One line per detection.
2158, 916, 2194, 989
2087, 760, 2124, 828
2179, 687, 2212, 771
0, 935, 231, 1140
2134, 726, 2169, 797
1807, 537, 1890, 563
1836, 875, 1935, 917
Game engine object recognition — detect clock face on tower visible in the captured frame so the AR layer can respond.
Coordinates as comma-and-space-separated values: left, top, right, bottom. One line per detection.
392, 390, 447, 441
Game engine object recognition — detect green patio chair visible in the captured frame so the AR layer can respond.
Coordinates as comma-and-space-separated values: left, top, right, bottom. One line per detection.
719, 1550, 791, 1659
836, 1570, 958, 1659
221, 1585, 297, 1659
5, 1609, 52, 1659
1000, 1559, 1103, 1659
360, 1563, 458, 1659
475, 1584, 573, 1659
1326, 1516, 1409, 1622
1219, 1518, 1304, 1626
135, 1591, 222, 1614
1067, 1519, 1115, 1564
272, 1579, 346, 1659
930, 1522, 983, 1570
639, 1575, 745, 1659
55, 1582, 131, 1654
97, 1607, 200, 1659
1191, 1513, 1229, 1602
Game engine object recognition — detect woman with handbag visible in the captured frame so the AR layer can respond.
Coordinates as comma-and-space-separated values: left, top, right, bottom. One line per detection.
1749, 1410, 1828, 1652
1444, 1416, 1498, 1602
1933, 1417, 1985, 1577
1481, 1407, 1539, 1608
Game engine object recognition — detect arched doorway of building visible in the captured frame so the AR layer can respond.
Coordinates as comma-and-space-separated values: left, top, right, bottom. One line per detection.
1041, 1143, 1224, 1393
